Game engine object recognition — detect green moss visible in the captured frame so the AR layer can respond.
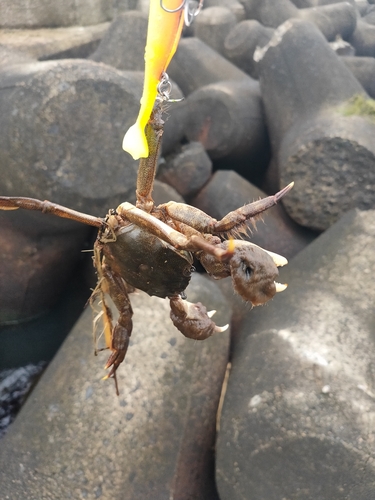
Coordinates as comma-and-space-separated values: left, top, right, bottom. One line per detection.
340, 94, 375, 122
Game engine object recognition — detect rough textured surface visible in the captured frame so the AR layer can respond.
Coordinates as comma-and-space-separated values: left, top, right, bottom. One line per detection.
0, 23, 109, 60
257, 19, 375, 231
184, 78, 268, 174
216, 209, 375, 500
158, 142, 212, 200
0, 0, 113, 28
279, 113, 375, 230
194, 7, 237, 56
348, 19, 375, 57
168, 37, 249, 97
342, 56, 375, 99
0, 273, 230, 500
90, 11, 148, 70
0, 210, 91, 324
0, 59, 143, 215
224, 20, 273, 79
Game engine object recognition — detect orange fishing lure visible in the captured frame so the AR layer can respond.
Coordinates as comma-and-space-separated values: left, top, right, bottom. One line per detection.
122, 0, 185, 160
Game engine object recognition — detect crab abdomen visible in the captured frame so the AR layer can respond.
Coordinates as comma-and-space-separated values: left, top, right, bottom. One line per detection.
103, 223, 193, 298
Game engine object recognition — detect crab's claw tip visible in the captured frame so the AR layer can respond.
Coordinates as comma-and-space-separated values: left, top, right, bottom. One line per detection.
122, 122, 149, 160
207, 309, 217, 318
275, 282, 288, 293
215, 323, 229, 333
266, 250, 288, 268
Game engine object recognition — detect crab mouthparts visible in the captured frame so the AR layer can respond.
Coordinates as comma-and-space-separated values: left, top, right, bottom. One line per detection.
256, 244, 288, 294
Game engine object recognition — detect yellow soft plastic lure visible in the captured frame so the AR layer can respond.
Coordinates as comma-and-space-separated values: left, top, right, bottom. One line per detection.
122, 0, 185, 160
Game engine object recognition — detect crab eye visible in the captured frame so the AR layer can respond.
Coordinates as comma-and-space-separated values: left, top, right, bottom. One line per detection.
243, 262, 253, 279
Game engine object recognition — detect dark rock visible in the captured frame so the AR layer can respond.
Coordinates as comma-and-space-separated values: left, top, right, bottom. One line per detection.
0, 23, 110, 61
240, 0, 357, 40
216, 208, 375, 500
0, 59, 143, 216
203, 0, 246, 22
113, 0, 138, 15
194, 7, 237, 56
256, 19, 375, 231
0, 273, 230, 500
192, 170, 316, 260
363, 8, 375, 25
168, 37, 249, 96
290, 0, 357, 7
348, 19, 375, 56
224, 20, 274, 79
160, 82, 189, 157
90, 11, 148, 71
298, 2, 358, 40
0, 0, 113, 28
152, 179, 185, 205
158, 142, 212, 200
240, 0, 298, 27
0, 210, 91, 324
342, 55, 375, 98
184, 78, 268, 175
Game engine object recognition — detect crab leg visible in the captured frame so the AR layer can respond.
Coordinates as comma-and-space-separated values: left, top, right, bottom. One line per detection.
170, 297, 228, 340
159, 182, 294, 235
100, 259, 133, 395
116, 201, 232, 260
0, 196, 103, 227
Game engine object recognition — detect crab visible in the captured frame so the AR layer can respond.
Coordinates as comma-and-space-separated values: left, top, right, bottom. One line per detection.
0, 100, 292, 394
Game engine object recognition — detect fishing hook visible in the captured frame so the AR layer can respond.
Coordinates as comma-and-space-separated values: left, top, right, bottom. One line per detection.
160, 0, 204, 26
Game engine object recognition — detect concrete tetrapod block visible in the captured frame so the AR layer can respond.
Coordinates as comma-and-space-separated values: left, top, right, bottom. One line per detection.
90, 11, 148, 71
0, 273, 230, 500
0, 210, 91, 324
168, 37, 250, 96
158, 142, 212, 200
0, 59, 142, 216
342, 55, 375, 99
224, 20, 274, 79
202, 0, 246, 22
0, 23, 110, 61
348, 19, 375, 56
216, 208, 375, 500
240, 0, 357, 40
0, 0, 113, 28
193, 7, 237, 56
256, 18, 375, 231
184, 79, 267, 175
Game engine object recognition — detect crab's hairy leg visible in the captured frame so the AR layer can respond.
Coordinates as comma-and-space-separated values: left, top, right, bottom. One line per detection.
0, 196, 103, 227
159, 183, 294, 235
116, 202, 231, 260
99, 259, 133, 396
135, 108, 164, 213
170, 296, 229, 340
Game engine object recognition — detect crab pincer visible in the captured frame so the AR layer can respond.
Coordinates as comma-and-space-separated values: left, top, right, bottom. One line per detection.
170, 297, 229, 340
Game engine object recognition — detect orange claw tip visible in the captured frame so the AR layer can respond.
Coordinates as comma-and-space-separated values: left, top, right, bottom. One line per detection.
122, 121, 149, 160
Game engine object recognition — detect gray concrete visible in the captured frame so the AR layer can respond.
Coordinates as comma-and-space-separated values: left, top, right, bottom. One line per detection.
0, 273, 230, 500
216, 209, 375, 500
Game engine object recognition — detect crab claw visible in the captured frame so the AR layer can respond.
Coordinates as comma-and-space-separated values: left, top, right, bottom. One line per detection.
170, 297, 229, 340
227, 241, 288, 306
